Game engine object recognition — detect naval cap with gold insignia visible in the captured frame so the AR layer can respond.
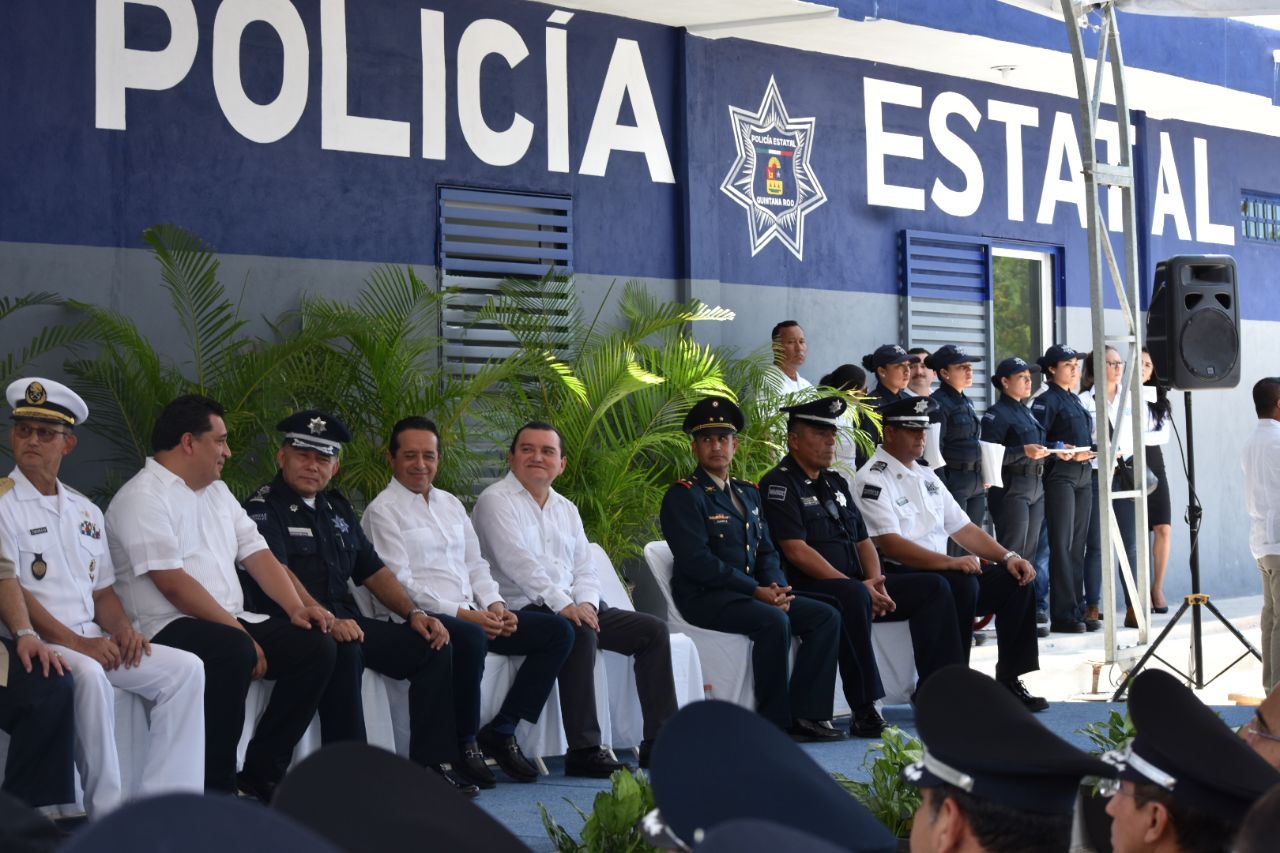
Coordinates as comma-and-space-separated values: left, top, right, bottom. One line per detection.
682, 396, 744, 435
1108, 669, 1280, 824
276, 410, 351, 457
880, 395, 937, 430
6, 377, 88, 426
781, 396, 847, 428
905, 665, 1112, 815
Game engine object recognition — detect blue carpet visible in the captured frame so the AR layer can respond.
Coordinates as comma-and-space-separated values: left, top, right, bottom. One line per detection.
477, 701, 1256, 852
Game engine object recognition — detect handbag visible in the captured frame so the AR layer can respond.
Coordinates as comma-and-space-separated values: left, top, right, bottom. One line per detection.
1114, 458, 1159, 496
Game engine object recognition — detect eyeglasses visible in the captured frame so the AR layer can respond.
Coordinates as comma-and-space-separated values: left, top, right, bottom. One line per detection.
1106, 360, 1124, 368
1244, 709, 1280, 744
13, 422, 68, 443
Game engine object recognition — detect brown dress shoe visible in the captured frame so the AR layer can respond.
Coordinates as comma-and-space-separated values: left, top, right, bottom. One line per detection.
1124, 607, 1138, 629
1083, 605, 1102, 622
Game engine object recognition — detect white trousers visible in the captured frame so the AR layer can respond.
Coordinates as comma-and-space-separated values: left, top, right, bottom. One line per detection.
51, 641, 205, 818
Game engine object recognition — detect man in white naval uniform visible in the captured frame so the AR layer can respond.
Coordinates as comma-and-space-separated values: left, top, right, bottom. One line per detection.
0, 378, 204, 817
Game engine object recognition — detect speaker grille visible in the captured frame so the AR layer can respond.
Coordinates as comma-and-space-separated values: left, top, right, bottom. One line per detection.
1180, 309, 1239, 380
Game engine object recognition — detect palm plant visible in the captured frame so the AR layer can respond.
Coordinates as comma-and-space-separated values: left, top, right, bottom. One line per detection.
477, 275, 736, 563
283, 264, 525, 508
64, 224, 333, 499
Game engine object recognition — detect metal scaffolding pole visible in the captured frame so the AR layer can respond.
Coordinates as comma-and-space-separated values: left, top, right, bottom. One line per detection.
1060, 1, 1151, 665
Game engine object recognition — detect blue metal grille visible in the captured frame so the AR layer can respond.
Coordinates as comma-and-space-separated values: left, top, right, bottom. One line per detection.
1242, 191, 1280, 244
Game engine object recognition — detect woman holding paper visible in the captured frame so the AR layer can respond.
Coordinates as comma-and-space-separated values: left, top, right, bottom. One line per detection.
927, 346, 987, 548
1030, 344, 1098, 634
1141, 348, 1174, 613
981, 357, 1051, 576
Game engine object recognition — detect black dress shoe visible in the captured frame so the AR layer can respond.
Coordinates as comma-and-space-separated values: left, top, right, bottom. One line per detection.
564, 746, 629, 779
1084, 618, 1102, 632
454, 741, 497, 789
638, 739, 655, 770
477, 724, 539, 782
1000, 678, 1049, 712
1050, 620, 1086, 633
1035, 609, 1050, 625
236, 771, 277, 804
787, 718, 845, 743
1036, 624, 1050, 638
850, 705, 889, 739
1152, 604, 1170, 615
434, 765, 480, 798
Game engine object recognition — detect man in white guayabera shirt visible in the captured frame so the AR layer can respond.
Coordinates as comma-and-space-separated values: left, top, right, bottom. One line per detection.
107, 394, 336, 803
361, 416, 573, 788
0, 377, 204, 818
471, 421, 677, 778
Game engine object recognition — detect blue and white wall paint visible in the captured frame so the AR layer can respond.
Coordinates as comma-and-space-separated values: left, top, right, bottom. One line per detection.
2, 0, 1278, 596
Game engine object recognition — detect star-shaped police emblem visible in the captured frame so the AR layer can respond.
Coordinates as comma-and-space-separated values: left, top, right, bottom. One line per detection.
835, 491, 847, 507
308, 416, 327, 435
720, 76, 827, 260
829, 400, 841, 413
914, 400, 930, 414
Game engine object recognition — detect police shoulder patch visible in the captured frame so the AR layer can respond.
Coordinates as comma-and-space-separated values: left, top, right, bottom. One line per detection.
982, 412, 995, 421
861, 484, 882, 501
870, 461, 888, 473
767, 484, 788, 501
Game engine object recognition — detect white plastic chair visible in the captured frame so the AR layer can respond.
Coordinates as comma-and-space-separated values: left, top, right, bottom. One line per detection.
590, 543, 705, 752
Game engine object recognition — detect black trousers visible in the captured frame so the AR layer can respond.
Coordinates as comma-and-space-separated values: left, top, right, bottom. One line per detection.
941, 467, 986, 558
524, 603, 678, 751
680, 591, 839, 729
0, 637, 75, 807
988, 471, 1046, 562
883, 564, 1038, 681
485, 610, 576, 727
317, 613, 457, 768
153, 616, 336, 792
1044, 459, 1092, 624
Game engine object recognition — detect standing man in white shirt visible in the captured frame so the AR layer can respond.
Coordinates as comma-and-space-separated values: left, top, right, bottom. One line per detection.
1244, 377, 1280, 693
765, 321, 813, 396
471, 421, 678, 777
361, 416, 574, 786
107, 394, 337, 801
0, 378, 204, 817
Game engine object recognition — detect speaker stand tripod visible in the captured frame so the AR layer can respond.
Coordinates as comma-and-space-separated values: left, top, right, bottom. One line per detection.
1112, 391, 1261, 700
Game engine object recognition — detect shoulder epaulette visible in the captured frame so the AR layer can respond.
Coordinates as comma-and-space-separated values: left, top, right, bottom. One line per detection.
0, 477, 12, 499
247, 484, 271, 503
675, 479, 692, 489
733, 479, 759, 490
869, 460, 888, 473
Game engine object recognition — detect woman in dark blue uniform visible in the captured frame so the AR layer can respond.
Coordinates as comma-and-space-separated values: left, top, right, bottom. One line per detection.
927, 345, 985, 535
1030, 344, 1097, 634
981, 357, 1052, 573
861, 344, 913, 450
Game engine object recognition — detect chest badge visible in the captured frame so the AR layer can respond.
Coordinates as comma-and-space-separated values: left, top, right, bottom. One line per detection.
79, 518, 102, 540
88, 558, 97, 583
332, 516, 350, 534
835, 491, 847, 507
708, 513, 730, 524
925, 481, 940, 495
31, 553, 47, 580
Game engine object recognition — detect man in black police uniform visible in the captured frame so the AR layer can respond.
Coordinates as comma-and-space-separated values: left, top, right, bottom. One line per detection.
1105, 669, 1280, 853
659, 396, 842, 741
759, 397, 963, 736
853, 396, 1047, 711
905, 665, 1113, 853
241, 410, 479, 796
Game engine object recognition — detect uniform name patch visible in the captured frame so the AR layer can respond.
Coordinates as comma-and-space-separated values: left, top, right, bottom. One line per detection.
28, 527, 47, 535
708, 513, 730, 524
801, 495, 819, 507
861, 485, 881, 501
767, 485, 787, 501
287, 527, 314, 537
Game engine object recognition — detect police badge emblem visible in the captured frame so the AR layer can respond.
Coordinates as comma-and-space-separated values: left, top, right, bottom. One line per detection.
25, 381, 46, 405
31, 553, 47, 580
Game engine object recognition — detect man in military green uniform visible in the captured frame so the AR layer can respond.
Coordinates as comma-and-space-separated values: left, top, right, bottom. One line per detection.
241, 410, 479, 796
659, 396, 842, 741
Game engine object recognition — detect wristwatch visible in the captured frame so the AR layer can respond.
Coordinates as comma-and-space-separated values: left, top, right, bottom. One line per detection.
999, 551, 1021, 566
15, 628, 38, 640
407, 608, 427, 621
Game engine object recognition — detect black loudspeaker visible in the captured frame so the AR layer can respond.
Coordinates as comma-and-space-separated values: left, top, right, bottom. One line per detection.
1146, 255, 1241, 390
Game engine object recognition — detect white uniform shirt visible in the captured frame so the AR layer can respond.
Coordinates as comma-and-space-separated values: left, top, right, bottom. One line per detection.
361, 478, 503, 615
0, 467, 113, 637
1080, 387, 1136, 470
471, 471, 599, 613
765, 367, 813, 396
852, 445, 970, 555
1243, 420, 1280, 560
106, 458, 269, 638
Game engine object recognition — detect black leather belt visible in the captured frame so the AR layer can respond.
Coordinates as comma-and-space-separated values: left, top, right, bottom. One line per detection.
946, 461, 981, 472
1007, 463, 1045, 477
